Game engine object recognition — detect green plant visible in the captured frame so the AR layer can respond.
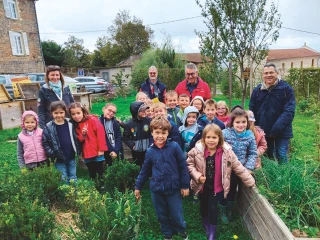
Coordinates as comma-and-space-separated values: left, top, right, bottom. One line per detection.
112, 71, 133, 100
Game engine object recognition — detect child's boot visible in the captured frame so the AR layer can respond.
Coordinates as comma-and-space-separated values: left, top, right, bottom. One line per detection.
202, 217, 209, 236
219, 204, 229, 224
208, 224, 217, 240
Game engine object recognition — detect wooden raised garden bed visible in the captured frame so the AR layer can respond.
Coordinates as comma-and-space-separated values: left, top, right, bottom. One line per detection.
73, 92, 92, 110
16, 82, 41, 114
238, 186, 320, 240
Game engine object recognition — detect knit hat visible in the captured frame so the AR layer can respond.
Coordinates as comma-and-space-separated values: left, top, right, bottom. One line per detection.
190, 96, 205, 106
247, 110, 256, 122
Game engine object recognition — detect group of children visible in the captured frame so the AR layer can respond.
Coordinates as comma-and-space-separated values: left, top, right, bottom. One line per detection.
17, 89, 268, 240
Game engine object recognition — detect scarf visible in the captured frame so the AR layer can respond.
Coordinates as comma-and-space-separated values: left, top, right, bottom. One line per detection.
149, 79, 159, 97
216, 115, 230, 124
49, 81, 62, 98
232, 128, 249, 138
261, 79, 279, 91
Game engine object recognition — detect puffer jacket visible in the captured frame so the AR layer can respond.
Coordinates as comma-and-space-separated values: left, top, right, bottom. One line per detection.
253, 126, 267, 169
42, 119, 81, 163
140, 78, 166, 103
38, 84, 74, 129
123, 101, 152, 152
187, 142, 255, 198
135, 140, 190, 194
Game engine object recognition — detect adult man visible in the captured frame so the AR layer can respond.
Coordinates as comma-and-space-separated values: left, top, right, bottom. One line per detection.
249, 63, 296, 163
140, 66, 166, 103
175, 63, 211, 101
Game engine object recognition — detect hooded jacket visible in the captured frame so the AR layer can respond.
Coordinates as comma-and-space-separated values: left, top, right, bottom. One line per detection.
75, 115, 108, 159
197, 114, 225, 130
17, 111, 47, 168
123, 101, 152, 152
253, 126, 267, 169
42, 118, 81, 163
167, 106, 182, 126
175, 77, 211, 101
38, 83, 74, 129
140, 78, 166, 103
187, 141, 255, 198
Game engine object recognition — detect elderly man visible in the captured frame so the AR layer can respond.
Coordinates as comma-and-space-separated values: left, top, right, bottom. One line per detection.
140, 66, 166, 103
249, 63, 296, 163
175, 63, 211, 101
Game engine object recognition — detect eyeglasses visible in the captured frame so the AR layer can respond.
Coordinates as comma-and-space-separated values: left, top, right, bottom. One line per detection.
186, 72, 196, 77
217, 107, 226, 110
108, 109, 116, 115
149, 72, 157, 75
263, 71, 276, 75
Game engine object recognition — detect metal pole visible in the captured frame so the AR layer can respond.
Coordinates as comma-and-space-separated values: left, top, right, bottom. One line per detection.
229, 61, 232, 109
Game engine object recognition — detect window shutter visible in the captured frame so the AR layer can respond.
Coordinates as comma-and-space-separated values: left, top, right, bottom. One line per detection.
9, 31, 18, 55
22, 32, 30, 55
3, 0, 11, 18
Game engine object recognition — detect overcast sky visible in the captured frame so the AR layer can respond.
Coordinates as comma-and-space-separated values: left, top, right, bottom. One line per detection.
36, 0, 320, 54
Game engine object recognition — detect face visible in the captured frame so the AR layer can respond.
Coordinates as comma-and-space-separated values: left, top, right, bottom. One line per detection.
263, 66, 278, 87
70, 107, 84, 123
152, 128, 169, 145
178, 97, 190, 109
146, 108, 154, 118
233, 116, 248, 133
138, 110, 147, 118
24, 116, 37, 131
153, 108, 167, 118
204, 130, 220, 151
192, 99, 203, 111
148, 69, 158, 82
186, 112, 198, 126
48, 70, 60, 83
52, 108, 66, 124
137, 95, 147, 103
185, 68, 198, 85
166, 96, 178, 109
217, 105, 227, 117
204, 105, 217, 121
103, 106, 117, 120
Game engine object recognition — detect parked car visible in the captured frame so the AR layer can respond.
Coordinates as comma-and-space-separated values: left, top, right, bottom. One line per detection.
74, 77, 110, 93
0, 74, 31, 98
21, 73, 46, 86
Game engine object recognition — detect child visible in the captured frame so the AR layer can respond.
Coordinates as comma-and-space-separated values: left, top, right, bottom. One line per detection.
123, 101, 152, 167
166, 90, 181, 126
146, 103, 154, 118
134, 116, 190, 240
153, 102, 182, 148
17, 110, 48, 170
197, 99, 225, 129
187, 124, 255, 239
69, 102, 108, 188
177, 94, 190, 120
99, 103, 123, 167
190, 96, 205, 115
222, 109, 257, 219
136, 92, 149, 103
247, 110, 267, 169
42, 101, 81, 184
216, 101, 230, 126
179, 106, 202, 156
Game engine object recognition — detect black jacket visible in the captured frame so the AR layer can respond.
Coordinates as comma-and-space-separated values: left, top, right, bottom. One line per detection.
38, 84, 74, 129
140, 78, 166, 103
42, 119, 81, 163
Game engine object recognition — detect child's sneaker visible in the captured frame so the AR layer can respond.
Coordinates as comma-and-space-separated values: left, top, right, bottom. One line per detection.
163, 234, 172, 240
192, 193, 199, 204
178, 232, 188, 240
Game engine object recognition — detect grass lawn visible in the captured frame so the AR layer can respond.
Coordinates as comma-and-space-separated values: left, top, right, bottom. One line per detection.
0, 93, 317, 239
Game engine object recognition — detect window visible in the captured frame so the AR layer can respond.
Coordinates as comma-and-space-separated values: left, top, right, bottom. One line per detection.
3, 0, 18, 19
9, 31, 29, 56
95, 70, 100, 74
121, 68, 126, 72
301, 61, 303, 68
291, 62, 293, 68
312, 59, 314, 67
282, 63, 285, 69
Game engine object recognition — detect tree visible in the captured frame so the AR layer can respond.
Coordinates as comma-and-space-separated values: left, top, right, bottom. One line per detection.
41, 40, 64, 66
196, 0, 281, 106
63, 35, 91, 67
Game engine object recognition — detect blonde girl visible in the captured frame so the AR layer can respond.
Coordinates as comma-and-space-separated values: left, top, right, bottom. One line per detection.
216, 101, 230, 126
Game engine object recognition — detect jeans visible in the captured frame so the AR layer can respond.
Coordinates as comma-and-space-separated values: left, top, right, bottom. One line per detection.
266, 137, 289, 163
55, 159, 77, 184
151, 190, 186, 236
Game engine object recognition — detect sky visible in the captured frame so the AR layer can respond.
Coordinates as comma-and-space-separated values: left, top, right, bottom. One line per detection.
35, 0, 320, 54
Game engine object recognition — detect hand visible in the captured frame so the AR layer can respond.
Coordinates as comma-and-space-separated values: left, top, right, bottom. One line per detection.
132, 145, 135, 150
110, 152, 117, 158
180, 189, 189, 197
247, 169, 253, 175
134, 190, 141, 199
199, 176, 206, 184
98, 151, 104, 156
82, 123, 88, 136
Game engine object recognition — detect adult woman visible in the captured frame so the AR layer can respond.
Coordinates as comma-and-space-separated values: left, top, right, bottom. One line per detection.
38, 65, 74, 128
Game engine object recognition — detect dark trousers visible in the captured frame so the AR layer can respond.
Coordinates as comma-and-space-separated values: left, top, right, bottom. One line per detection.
266, 137, 289, 163
227, 171, 241, 201
199, 187, 226, 225
86, 161, 104, 181
131, 151, 146, 167
151, 190, 186, 236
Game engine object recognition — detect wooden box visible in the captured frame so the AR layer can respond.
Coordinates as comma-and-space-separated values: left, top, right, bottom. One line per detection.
16, 82, 40, 99
238, 185, 320, 240
0, 101, 25, 130
73, 92, 92, 110
0, 84, 12, 103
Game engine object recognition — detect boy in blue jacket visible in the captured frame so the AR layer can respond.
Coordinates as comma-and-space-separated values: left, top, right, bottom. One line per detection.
135, 116, 189, 240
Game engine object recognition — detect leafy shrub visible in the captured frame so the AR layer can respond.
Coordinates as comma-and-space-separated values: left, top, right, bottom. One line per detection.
104, 159, 141, 193
297, 97, 320, 116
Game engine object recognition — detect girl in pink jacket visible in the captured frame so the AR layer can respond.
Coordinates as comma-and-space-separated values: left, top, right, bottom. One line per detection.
187, 124, 255, 240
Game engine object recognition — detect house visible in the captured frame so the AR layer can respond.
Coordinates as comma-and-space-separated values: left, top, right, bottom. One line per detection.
180, 53, 210, 67
0, 0, 44, 74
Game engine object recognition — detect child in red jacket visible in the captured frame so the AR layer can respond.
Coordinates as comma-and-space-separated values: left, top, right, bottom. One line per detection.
69, 102, 108, 189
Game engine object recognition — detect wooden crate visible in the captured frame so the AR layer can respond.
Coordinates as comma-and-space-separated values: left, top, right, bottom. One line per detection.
0, 101, 25, 130
238, 185, 320, 240
16, 82, 40, 99
18, 99, 38, 114
0, 84, 12, 103
73, 92, 92, 110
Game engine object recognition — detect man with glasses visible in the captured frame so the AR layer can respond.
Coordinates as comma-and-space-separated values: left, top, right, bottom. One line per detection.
175, 63, 211, 101
249, 63, 296, 163
140, 66, 167, 103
